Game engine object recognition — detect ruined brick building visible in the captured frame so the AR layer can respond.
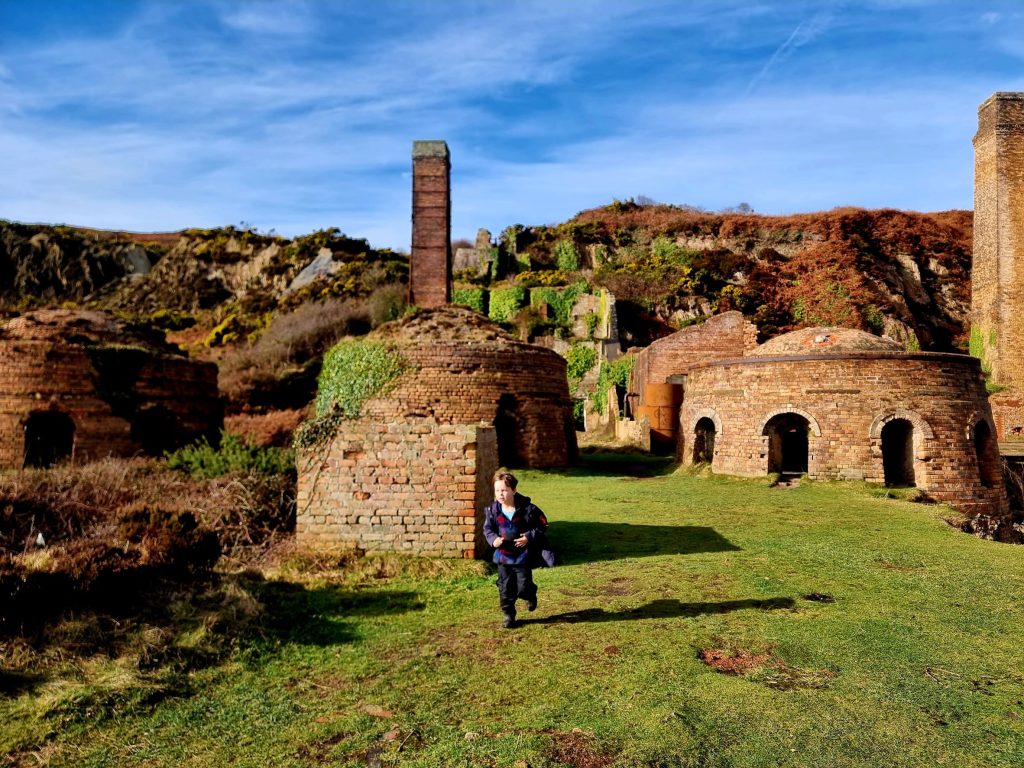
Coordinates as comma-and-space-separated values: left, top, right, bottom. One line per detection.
296, 142, 576, 557
677, 327, 1006, 515
0, 310, 221, 468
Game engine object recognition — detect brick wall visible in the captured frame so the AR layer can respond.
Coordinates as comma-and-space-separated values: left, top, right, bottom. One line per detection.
0, 338, 221, 468
630, 311, 758, 405
364, 339, 576, 468
296, 418, 496, 557
972, 93, 1024, 389
410, 141, 451, 308
679, 351, 1007, 516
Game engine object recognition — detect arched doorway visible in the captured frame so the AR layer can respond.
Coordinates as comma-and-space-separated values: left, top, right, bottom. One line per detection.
23, 411, 75, 468
973, 420, 1000, 488
881, 418, 915, 487
131, 405, 180, 456
763, 413, 809, 474
693, 417, 716, 464
495, 394, 520, 467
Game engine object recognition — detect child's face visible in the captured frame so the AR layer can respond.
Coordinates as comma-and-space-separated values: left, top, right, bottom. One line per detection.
494, 480, 515, 506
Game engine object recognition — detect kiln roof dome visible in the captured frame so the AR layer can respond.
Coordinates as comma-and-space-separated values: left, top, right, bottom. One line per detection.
751, 327, 904, 357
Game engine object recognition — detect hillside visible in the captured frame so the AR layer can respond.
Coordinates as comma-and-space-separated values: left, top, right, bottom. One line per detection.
0, 206, 975, 425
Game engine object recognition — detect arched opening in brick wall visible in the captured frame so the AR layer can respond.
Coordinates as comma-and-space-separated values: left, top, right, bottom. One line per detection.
881, 419, 916, 487
763, 413, 809, 474
973, 420, 1001, 488
692, 417, 716, 464
131, 405, 181, 456
495, 394, 520, 467
23, 410, 75, 468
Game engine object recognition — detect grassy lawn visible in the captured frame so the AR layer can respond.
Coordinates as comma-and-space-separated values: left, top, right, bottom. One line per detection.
4, 458, 1024, 767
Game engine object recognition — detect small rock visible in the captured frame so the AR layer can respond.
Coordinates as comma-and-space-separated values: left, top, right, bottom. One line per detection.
464, 731, 480, 741
383, 727, 402, 742
360, 703, 394, 719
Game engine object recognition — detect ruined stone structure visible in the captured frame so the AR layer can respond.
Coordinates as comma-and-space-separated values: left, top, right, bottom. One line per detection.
296, 307, 577, 556
972, 93, 1024, 440
629, 311, 758, 448
409, 140, 451, 308
678, 327, 1007, 516
0, 310, 221, 468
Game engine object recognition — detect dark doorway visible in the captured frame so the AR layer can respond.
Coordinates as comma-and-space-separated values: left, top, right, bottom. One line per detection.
764, 413, 809, 474
881, 419, 915, 487
495, 394, 520, 467
973, 420, 1000, 488
693, 417, 716, 464
131, 405, 180, 456
23, 411, 75, 468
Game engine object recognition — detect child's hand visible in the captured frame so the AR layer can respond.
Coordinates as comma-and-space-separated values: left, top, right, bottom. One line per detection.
492, 537, 503, 548
514, 535, 528, 547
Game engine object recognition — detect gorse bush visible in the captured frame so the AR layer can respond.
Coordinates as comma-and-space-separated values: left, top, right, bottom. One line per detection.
166, 432, 295, 479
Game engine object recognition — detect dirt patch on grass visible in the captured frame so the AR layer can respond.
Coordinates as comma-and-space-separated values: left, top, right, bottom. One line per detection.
547, 730, 615, 768
296, 732, 348, 764
699, 647, 836, 690
597, 577, 637, 597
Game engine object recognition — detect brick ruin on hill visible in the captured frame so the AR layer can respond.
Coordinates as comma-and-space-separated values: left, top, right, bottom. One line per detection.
296, 307, 577, 557
0, 310, 222, 468
296, 142, 576, 557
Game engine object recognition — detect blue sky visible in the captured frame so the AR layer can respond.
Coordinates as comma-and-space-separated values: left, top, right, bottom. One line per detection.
1, 1, 1022, 250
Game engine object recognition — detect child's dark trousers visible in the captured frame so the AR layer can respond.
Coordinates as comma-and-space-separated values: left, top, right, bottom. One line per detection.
497, 564, 536, 618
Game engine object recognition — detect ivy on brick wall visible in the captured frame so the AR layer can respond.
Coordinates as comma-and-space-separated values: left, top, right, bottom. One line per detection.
488, 285, 526, 324
294, 339, 409, 450
452, 287, 487, 314
591, 355, 635, 415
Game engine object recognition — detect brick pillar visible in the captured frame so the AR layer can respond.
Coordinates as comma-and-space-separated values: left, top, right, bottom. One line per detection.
972, 93, 1024, 388
410, 140, 451, 308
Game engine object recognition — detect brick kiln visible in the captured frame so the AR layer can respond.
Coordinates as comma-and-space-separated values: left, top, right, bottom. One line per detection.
678, 326, 1007, 515
0, 310, 222, 468
296, 306, 577, 557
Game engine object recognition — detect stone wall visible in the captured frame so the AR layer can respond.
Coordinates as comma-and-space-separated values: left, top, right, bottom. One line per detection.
410, 140, 451, 308
972, 93, 1024, 393
679, 351, 1007, 516
296, 418, 496, 557
630, 311, 758, 405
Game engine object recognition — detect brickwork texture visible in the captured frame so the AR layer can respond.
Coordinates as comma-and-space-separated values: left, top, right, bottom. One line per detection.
410, 140, 451, 308
0, 310, 222, 468
679, 347, 1007, 516
972, 93, 1024, 393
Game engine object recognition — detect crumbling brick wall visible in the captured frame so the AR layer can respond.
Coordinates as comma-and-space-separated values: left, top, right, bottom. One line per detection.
680, 351, 1007, 516
0, 311, 221, 468
296, 418, 496, 557
630, 311, 758, 405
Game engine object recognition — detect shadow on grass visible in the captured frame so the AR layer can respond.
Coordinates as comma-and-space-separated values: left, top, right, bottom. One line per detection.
522, 597, 795, 625
246, 578, 426, 650
549, 522, 739, 564
542, 450, 678, 478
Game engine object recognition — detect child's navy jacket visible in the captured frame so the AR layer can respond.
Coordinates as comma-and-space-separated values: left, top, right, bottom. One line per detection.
482, 493, 556, 567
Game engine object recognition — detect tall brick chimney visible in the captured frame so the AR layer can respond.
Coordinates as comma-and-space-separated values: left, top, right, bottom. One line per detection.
972, 94, 1024, 388
410, 140, 451, 308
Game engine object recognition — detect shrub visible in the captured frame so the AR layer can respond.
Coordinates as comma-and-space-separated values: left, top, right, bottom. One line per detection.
452, 287, 487, 314
554, 239, 580, 271
368, 283, 407, 327
166, 432, 295, 479
591, 355, 635, 415
565, 344, 598, 392
488, 285, 527, 324
530, 281, 589, 328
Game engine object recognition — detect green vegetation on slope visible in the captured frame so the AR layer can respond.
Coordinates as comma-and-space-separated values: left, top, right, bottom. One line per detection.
4, 462, 1023, 767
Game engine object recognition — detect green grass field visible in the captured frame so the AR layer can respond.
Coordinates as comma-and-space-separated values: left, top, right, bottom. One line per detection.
5, 458, 1024, 767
